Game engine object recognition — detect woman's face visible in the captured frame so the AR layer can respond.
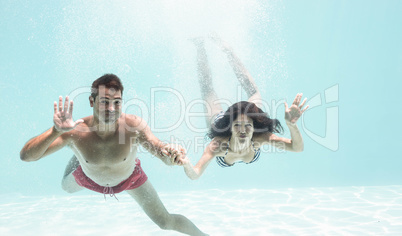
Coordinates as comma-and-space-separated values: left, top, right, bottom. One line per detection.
231, 114, 254, 142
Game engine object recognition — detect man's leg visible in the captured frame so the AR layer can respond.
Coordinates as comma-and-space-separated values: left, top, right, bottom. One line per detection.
126, 180, 207, 236
61, 155, 84, 193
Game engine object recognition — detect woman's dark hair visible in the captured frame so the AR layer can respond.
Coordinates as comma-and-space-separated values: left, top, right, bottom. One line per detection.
207, 101, 283, 139
91, 74, 124, 100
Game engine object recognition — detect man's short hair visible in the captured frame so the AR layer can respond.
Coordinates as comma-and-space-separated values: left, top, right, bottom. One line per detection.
91, 74, 124, 100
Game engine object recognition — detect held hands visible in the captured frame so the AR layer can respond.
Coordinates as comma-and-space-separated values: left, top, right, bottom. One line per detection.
161, 143, 188, 166
284, 93, 309, 124
53, 96, 84, 132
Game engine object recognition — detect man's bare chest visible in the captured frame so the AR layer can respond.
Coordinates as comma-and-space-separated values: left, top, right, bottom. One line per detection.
69, 132, 138, 165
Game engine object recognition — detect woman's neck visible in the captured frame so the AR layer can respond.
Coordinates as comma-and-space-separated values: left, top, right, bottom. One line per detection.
229, 137, 252, 154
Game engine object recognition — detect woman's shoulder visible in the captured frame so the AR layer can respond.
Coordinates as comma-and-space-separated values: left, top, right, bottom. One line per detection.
252, 132, 274, 147
211, 136, 230, 144
208, 137, 229, 155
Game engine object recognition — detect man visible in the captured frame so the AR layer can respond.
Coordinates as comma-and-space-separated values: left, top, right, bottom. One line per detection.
20, 74, 207, 236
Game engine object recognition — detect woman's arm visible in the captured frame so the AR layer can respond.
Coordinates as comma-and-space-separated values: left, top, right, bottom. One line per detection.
181, 139, 221, 180
258, 93, 308, 152
260, 122, 304, 152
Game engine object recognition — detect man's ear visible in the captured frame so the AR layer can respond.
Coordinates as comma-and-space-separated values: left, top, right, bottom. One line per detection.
89, 96, 94, 107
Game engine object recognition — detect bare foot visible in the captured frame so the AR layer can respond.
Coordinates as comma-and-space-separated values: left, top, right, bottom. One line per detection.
189, 37, 205, 48
208, 32, 231, 52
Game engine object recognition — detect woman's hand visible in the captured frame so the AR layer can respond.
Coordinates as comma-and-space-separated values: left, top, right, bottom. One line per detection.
177, 154, 190, 166
161, 143, 187, 165
53, 96, 84, 132
285, 93, 309, 124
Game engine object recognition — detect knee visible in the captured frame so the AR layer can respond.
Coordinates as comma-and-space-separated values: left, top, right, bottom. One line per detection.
62, 188, 75, 194
61, 179, 76, 194
155, 215, 174, 230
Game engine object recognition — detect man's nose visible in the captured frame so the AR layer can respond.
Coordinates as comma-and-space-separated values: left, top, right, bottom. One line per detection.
108, 104, 115, 112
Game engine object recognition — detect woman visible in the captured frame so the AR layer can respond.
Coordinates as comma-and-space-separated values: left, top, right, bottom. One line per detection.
180, 36, 308, 179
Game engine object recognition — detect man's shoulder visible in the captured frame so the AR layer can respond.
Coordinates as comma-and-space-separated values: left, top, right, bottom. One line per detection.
121, 113, 147, 130
63, 116, 93, 136
81, 116, 92, 124
75, 116, 92, 129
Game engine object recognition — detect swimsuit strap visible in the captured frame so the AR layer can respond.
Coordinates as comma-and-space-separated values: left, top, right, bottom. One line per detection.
223, 137, 231, 157
215, 137, 231, 167
251, 139, 258, 152
248, 148, 261, 164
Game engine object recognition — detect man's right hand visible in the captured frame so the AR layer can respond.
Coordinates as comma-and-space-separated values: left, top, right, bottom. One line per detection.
53, 96, 84, 132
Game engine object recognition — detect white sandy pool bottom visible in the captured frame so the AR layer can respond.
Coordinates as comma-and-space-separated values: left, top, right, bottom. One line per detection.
1, 185, 401, 236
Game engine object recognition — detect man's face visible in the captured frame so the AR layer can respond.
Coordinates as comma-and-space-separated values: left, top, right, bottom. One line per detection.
91, 86, 123, 124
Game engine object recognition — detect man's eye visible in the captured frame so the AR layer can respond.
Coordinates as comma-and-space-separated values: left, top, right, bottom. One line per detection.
115, 101, 121, 105
100, 100, 108, 104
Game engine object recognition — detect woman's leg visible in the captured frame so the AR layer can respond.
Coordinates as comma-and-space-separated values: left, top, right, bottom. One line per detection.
210, 35, 263, 108
191, 38, 223, 128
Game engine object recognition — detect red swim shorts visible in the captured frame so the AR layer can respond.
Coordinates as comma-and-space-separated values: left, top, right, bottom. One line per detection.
73, 158, 148, 194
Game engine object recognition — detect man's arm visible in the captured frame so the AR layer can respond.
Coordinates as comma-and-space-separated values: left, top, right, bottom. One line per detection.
138, 125, 173, 165
20, 96, 83, 162
132, 115, 177, 165
20, 127, 68, 161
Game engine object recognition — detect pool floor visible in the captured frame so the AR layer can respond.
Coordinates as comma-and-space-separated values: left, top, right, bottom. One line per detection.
1, 185, 401, 235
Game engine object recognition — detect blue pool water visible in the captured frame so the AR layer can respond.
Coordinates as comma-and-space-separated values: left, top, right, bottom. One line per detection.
1, 0, 402, 235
